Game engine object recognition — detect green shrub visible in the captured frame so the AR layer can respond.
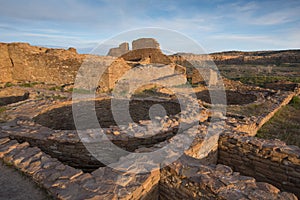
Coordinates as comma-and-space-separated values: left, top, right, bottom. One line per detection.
290, 96, 300, 109
49, 86, 62, 91
0, 107, 6, 113
19, 82, 39, 87
4, 82, 14, 87
234, 76, 300, 87
52, 95, 67, 100
72, 88, 93, 94
67, 88, 74, 92
173, 82, 198, 88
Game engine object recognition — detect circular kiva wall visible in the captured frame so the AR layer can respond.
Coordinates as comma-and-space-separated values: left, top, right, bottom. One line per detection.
33, 98, 181, 130
196, 90, 257, 105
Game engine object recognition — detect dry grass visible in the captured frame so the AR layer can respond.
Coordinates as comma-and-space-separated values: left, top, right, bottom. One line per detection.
257, 96, 300, 147
0, 106, 8, 123
227, 101, 273, 118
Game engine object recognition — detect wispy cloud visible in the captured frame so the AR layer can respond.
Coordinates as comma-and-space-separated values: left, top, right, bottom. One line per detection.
250, 8, 300, 25
208, 29, 300, 51
218, 1, 259, 12
0, 0, 299, 53
217, 0, 300, 26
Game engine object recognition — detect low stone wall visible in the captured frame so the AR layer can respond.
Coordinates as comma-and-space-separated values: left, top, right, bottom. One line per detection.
255, 90, 299, 131
3, 117, 220, 172
232, 87, 300, 136
1, 136, 297, 200
159, 155, 297, 200
0, 92, 29, 106
0, 136, 160, 199
218, 131, 300, 197
2, 118, 180, 171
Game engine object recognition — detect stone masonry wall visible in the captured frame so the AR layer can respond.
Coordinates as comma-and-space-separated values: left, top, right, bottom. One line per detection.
2, 116, 184, 172
121, 48, 171, 64
1, 133, 298, 200
107, 42, 129, 57
255, 89, 300, 132
232, 88, 300, 136
1, 126, 299, 199
218, 131, 300, 197
159, 155, 297, 200
0, 42, 187, 93
0, 136, 160, 199
132, 38, 160, 50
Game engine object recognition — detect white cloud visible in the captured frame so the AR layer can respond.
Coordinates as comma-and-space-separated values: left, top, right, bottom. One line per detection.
250, 9, 300, 25
1, 0, 299, 53
217, 0, 300, 26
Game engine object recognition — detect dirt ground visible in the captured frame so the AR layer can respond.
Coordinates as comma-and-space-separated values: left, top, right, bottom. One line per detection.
0, 161, 52, 200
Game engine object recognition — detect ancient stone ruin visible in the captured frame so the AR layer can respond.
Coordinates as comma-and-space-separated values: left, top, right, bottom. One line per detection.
132, 38, 160, 50
0, 39, 300, 199
107, 38, 160, 57
107, 42, 129, 57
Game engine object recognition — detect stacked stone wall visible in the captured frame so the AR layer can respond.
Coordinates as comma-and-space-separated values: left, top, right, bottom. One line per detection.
218, 132, 300, 197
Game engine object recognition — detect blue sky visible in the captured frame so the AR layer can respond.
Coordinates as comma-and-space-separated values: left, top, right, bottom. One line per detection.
0, 0, 300, 54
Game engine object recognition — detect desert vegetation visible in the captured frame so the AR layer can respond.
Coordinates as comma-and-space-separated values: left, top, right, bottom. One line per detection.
257, 96, 300, 147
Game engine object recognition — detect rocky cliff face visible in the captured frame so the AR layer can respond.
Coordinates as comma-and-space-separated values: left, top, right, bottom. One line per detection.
0, 43, 13, 82
0, 42, 185, 92
0, 42, 85, 85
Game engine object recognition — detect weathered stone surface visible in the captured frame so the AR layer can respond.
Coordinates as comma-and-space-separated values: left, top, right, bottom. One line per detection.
0, 137, 10, 146
26, 160, 42, 175
0, 43, 13, 82
132, 38, 160, 50
218, 188, 248, 200
1, 41, 300, 200
159, 156, 297, 200
20, 149, 42, 166
219, 131, 300, 198
121, 48, 171, 64
191, 68, 218, 86
0, 41, 192, 93
107, 42, 129, 57
2, 142, 30, 164
256, 182, 280, 194
0, 42, 84, 84
278, 192, 298, 200
98, 58, 132, 92
0, 140, 19, 158
115, 63, 186, 95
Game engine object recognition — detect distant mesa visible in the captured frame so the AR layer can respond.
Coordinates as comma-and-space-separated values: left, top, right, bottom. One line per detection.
107, 38, 160, 57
